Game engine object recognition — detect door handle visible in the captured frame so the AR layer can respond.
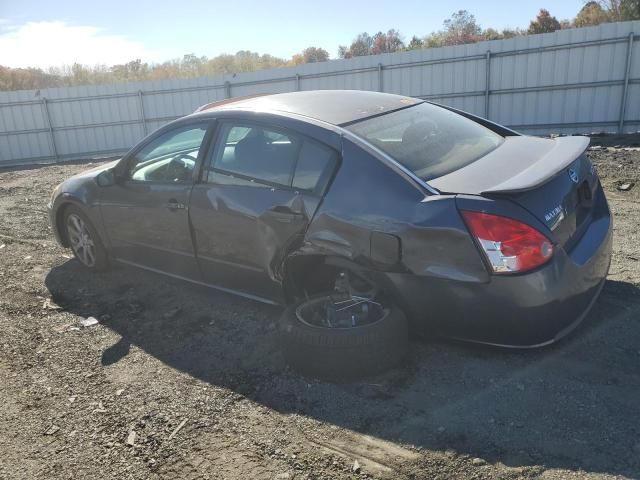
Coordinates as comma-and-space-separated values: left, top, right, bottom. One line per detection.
268, 205, 304, 223
270, 205, 303, 216
166, 199, 186, 210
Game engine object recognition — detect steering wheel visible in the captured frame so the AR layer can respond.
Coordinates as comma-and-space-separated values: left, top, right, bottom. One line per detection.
170, 153, 197, 167
167, 153, 197, 181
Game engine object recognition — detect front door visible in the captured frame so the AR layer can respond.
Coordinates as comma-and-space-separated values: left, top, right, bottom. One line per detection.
100, 121, 212, 279
189, 121, 338, 301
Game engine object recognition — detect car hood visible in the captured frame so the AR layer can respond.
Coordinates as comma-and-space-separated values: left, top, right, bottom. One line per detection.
59, 159, 120, 190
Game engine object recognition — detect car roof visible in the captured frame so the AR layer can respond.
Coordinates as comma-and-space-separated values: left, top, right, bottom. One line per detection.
193, 90, 423, 126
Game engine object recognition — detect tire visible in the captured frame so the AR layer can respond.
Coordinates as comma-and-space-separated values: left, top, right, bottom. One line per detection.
280, 295, 409, 381
63, 205, 109, 271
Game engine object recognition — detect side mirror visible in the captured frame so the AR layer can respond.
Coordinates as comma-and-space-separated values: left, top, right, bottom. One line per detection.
96, 168, 118, 187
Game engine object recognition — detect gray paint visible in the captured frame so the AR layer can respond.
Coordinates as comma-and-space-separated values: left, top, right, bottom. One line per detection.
48, 95, 613, 346
429, 135, 590, 194
205, 90, 422, 126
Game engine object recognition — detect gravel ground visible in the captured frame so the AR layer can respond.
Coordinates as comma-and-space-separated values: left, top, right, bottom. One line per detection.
0, 141, 639, 480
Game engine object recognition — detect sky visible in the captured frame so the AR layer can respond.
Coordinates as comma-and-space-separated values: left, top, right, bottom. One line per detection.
0, 0, 586, 69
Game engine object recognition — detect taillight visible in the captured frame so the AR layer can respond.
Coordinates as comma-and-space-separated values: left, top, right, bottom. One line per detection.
461, 211, 554, 274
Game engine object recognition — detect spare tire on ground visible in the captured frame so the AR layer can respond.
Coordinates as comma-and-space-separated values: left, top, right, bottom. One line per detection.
279, 294, 409, 381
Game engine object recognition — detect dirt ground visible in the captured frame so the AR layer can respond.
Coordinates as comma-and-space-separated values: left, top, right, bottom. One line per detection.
0, 141, 639, 480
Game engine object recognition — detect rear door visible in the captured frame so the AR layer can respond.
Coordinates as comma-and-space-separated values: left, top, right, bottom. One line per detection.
100, 121, 213, 278
189, 120, 338, 301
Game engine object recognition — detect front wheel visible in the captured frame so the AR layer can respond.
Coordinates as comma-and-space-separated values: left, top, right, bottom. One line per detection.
64, 205, 109, 271
280, 294, 409, 381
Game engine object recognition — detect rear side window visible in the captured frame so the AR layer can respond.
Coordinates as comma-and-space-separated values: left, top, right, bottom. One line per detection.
345, 102, 503, 180
293, 141, 336, 191
207, 122, 337, 194
212, 124, 298, 186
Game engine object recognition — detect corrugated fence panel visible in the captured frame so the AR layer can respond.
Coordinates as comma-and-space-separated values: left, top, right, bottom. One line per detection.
1, 20, 639, 167
0, 132, 52, 163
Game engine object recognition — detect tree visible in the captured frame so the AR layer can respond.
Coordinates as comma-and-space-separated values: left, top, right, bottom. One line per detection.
301, 47, 329, 63
559, 19, 574, 28
481, 28, 503, 40
206, 54, 236, 74
620, 0, 640, 19
337, 45, 351, 59
575, 1, 610, 26
180, 54, 205, 77
501, 27, 526, 39
442, 10, 482, 45
406, 35, 425, 50
71, 63, 91, 85
528, 9, 562, 34
371, 29, 405, 54
289, 53, 305, 66
423, 31, 447, 48
0, 65, 63, 91
338, 32, 374, 58
596, 0, 639, 20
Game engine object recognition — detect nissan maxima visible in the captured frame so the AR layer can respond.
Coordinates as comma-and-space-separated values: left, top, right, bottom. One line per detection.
48, 90, 612, 379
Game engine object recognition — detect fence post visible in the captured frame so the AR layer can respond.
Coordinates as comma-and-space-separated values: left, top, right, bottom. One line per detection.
295, 73, 301, 91
618, 32, 634, 134
224, 81, 232, 99
377, 63, 383, 92
41, 97, 58, 161
138, 90, 147, 136
484, 50, 492, 119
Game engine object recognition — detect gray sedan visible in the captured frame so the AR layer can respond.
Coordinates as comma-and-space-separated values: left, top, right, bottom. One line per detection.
49, 90, 612, 379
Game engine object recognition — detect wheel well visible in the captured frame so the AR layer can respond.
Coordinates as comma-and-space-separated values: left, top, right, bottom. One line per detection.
283, 255, 336, 303
282, 255, 386, 304
56, 203, 71, 247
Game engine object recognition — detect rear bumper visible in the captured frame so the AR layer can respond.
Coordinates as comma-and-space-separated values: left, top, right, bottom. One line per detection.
389, 209, 613, 348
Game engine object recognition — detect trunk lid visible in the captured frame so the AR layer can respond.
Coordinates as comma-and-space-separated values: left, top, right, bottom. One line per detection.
429, 136, 599, 249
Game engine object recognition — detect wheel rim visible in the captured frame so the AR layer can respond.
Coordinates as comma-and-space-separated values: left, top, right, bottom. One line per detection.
296, 296, 387, 330
66, 213, 96, 267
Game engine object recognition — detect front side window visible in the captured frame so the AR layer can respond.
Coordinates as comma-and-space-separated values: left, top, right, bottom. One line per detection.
207, 122, 337, 193
345, 102, 503, 180
128, 123, 208, 183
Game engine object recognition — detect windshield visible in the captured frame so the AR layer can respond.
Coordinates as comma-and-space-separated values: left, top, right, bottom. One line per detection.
345, 102, 503, 180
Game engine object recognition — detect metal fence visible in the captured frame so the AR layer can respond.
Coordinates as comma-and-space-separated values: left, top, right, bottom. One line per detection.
1, 20, 639, 167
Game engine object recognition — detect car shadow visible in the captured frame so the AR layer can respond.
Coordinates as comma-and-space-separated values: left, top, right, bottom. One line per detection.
44, 260, 640, 478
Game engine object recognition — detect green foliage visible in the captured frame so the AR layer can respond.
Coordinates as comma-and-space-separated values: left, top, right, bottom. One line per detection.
442, 10, 482, 45
302, 47, 329, 63
575, 1, 610, 26
0, 51, 297, 91
620, 0, 640, 19
372, 29, 405, 54
406, 35, 425, 50
600, 0, 640, 20
338, 30, 404, 58
528, 9, 562, 34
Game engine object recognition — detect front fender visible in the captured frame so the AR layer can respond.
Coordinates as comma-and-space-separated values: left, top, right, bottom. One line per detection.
50, 190, 107, 249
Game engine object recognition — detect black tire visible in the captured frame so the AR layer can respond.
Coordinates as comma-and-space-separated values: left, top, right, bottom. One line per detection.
63, 205, 109, 272
280, 295, 409, 381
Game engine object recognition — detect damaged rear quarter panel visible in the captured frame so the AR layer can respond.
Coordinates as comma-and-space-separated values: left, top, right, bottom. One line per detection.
302, 138, 488, 284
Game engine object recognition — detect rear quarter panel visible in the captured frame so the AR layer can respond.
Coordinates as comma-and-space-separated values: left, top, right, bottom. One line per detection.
303, 137, 489, 283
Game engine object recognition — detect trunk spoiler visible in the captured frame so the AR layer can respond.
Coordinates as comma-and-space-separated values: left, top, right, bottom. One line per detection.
481, 136, 589, 194
428, 135, 591, 196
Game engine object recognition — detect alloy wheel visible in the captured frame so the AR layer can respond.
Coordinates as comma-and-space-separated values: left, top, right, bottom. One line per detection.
66, 213, 96, 267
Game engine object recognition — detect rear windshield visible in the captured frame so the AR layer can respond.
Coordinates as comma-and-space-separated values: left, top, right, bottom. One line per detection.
345, 102, 503, 180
